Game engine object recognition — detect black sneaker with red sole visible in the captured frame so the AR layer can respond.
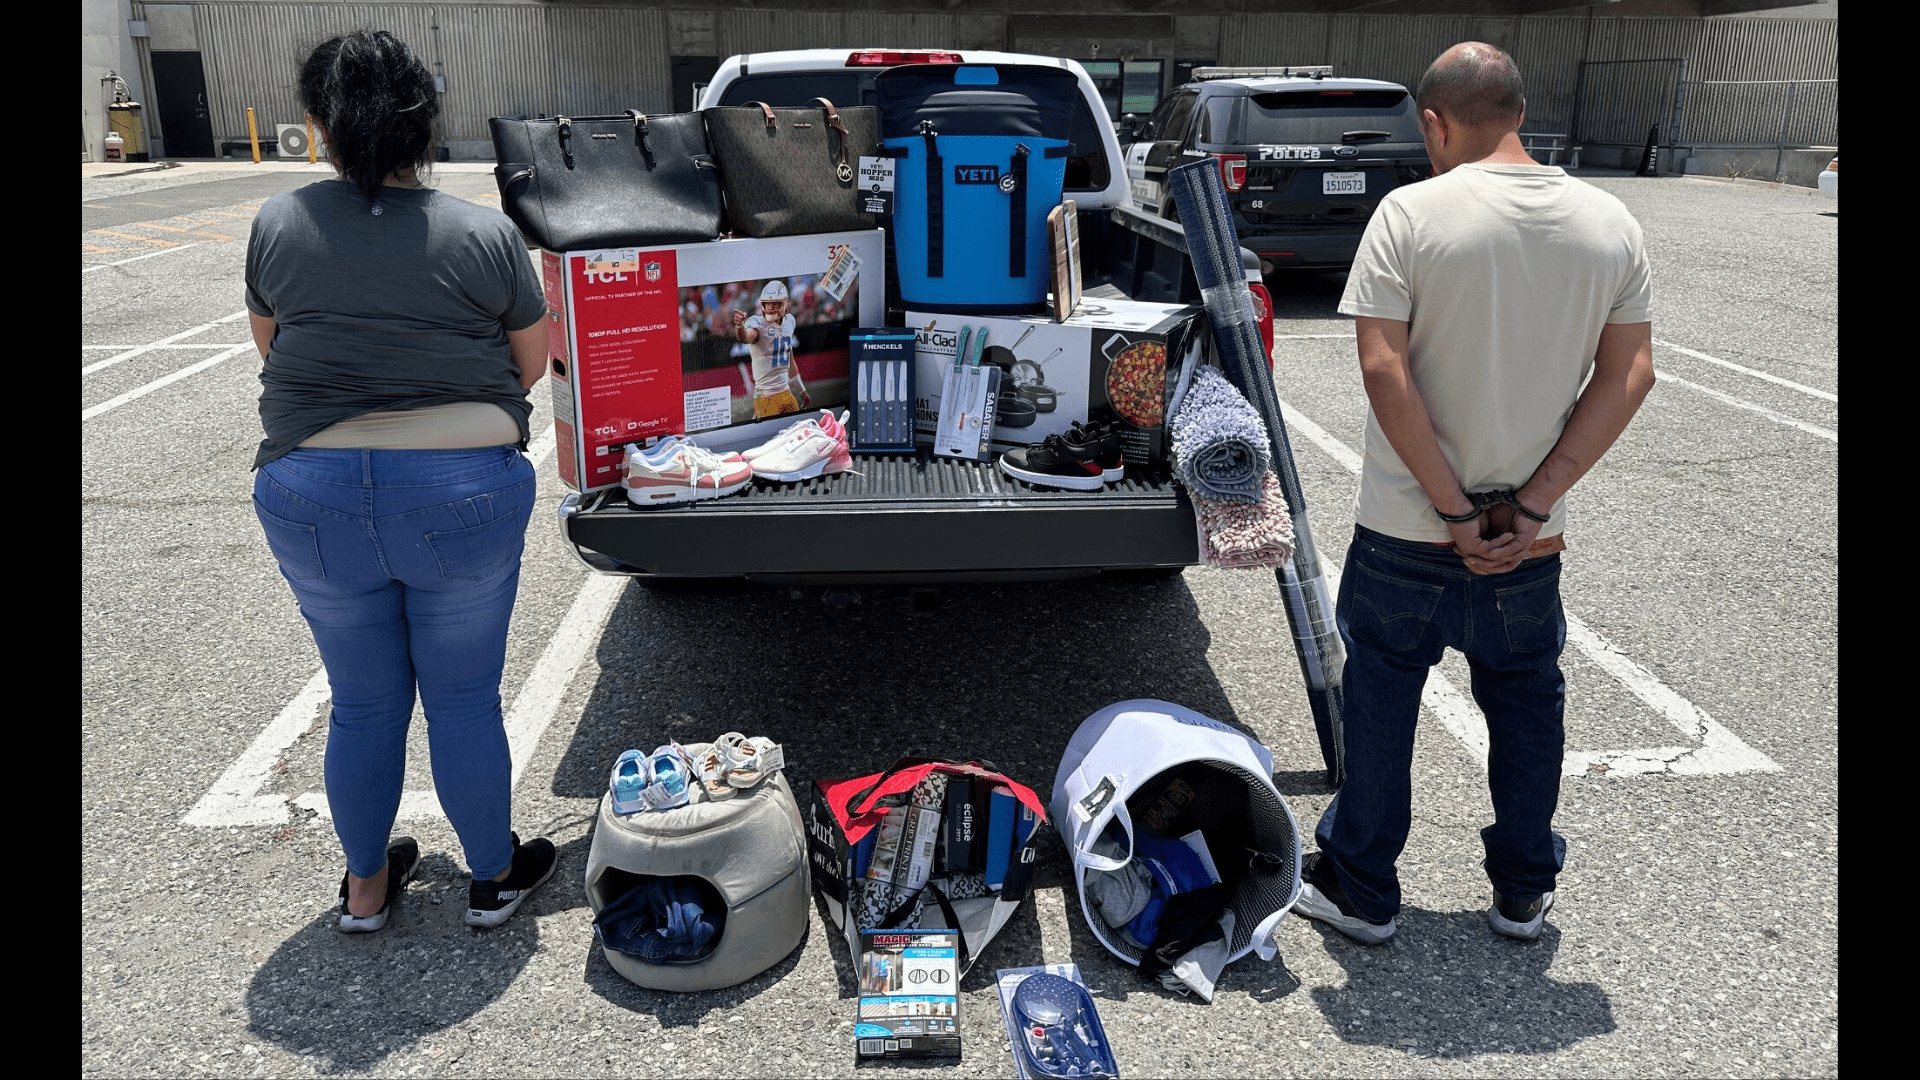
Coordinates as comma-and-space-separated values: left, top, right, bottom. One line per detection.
1069, 421, 1126, 483
999, 432, 1107, 491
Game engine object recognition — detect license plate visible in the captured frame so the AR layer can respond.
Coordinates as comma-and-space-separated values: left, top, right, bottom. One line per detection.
1322, 171, 1366, 195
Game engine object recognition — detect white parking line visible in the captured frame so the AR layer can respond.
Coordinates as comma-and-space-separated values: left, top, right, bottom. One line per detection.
1653, 339, 1836, 403
1655, 370, 1837, 442
83, 343, 251, 351
83, 310, 249, 376
82, 343, 254, 421
1276, 398, 1781, 778
82, 242, 209, 273
181, 432, 612, 828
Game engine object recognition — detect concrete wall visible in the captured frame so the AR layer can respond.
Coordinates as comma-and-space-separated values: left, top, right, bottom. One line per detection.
81, 0, 150, 161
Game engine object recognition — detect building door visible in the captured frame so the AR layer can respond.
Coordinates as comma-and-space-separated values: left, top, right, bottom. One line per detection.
672, 56, 720, 113
151, 51, 215, 158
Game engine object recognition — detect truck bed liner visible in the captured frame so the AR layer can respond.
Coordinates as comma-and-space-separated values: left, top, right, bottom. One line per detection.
562, 452, 1199, 579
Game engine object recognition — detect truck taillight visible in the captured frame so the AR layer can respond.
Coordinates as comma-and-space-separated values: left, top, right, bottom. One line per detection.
846, 51, 963, 66
1247, 282, 1275, 367
1215, 153, 1248, 193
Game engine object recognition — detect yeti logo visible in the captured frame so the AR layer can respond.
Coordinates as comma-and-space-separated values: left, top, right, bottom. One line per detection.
954, 164, 1001, 185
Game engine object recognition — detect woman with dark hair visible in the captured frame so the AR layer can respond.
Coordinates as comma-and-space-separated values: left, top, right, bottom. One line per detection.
246, 29, 556, 933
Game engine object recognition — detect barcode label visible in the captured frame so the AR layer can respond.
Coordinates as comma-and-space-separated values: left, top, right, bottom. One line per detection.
584, 248, 638, 274
858, 1039, 883, 1055
819, 244, 860, 301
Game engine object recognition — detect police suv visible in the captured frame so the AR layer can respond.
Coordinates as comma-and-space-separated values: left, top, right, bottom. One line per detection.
1121, 67, 1431, 272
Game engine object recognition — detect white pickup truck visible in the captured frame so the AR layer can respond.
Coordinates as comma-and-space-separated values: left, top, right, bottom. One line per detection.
556, 49, 1274, 586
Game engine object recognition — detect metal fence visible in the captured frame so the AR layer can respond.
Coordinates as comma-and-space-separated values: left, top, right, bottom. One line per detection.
1678, 79, 1838, 147
1573, 58, 1686, 148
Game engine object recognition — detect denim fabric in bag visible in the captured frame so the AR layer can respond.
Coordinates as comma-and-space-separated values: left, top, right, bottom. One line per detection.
1314, 526, 1567, 925
252, 447, 535, 881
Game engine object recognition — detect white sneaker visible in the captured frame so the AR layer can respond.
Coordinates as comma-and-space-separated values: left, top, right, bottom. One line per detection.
742, 410, 849, 463
624, 444, 754, 505
751, 428, 852, 482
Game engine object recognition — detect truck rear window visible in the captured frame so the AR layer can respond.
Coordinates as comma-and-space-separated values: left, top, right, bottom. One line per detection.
1240, 90, 1421, 145
716, 70, 1110, 193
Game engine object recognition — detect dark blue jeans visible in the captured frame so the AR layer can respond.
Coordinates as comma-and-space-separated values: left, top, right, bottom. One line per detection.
254, 447, 535, 881
1314, 526, 1568, 924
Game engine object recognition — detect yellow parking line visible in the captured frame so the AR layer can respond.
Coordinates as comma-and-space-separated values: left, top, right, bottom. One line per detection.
90, 229, 179, 248
82, 243, 117, 255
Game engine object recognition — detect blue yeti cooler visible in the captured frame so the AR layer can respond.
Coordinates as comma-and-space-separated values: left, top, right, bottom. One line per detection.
878, 64, 1080, 315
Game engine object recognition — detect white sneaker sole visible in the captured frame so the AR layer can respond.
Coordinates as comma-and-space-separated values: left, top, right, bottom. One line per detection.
1295, 882, 1396, 944
751, 453, 846, 483
998, 456, 1105, 491
465, 858, 559, 929
1487, 891, 1555, 941
1102, 465, 1124, 484
623, 475, 752, 505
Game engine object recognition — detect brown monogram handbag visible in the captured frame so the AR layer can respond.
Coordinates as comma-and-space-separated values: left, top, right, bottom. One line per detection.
703, 97, 880, 237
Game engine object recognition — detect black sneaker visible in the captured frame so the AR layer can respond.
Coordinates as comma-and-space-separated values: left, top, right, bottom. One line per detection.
1069, 421, 1127, 483
337, 837, 420, 934
466, 832, 557, 929
999, 433, 1106, 491
1293, 851, 1396, 945
1488, 889, 1555, 941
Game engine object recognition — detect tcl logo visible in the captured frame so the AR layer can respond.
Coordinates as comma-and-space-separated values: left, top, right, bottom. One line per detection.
586, 270, 629, 284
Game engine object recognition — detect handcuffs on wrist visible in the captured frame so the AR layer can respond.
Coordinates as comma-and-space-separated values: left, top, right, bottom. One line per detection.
1434, 488, 1551, 525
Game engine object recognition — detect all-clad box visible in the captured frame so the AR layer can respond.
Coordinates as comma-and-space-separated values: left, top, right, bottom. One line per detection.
543, 230, 885, 492
906, 298, 1205, 471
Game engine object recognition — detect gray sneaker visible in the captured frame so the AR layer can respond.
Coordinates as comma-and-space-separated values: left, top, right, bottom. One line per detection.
1487, 890, 1555, 941
1295, 852, 1396, 945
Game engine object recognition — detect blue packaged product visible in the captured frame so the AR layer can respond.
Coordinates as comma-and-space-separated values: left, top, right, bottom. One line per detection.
995, 965, 1119, 1079
878, 64, 1080, 315
984, 784, 1018, 887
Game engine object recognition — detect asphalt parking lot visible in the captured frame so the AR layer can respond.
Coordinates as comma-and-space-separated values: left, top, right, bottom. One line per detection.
81, 161, 1837, 1078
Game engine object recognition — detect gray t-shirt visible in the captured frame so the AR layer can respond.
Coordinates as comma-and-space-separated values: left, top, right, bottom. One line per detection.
245, 180, 546, 468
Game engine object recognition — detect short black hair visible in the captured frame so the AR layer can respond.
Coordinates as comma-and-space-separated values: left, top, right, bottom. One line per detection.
298, 30, 438, 203
1415, 43, 1526, 128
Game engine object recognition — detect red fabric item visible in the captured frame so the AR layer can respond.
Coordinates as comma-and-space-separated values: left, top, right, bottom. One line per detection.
819, 758, 1047, 844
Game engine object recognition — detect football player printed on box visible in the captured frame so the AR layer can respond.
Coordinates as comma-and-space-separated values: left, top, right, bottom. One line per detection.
732, 280, 812, 420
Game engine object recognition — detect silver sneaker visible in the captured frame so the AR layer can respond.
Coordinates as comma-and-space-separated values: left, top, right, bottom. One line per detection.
1487, 890, 1555, 941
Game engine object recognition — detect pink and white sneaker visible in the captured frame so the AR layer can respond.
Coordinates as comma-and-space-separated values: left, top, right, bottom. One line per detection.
742, 410, 848, 464
750, 424, 852, 482
624, 444, 754, 505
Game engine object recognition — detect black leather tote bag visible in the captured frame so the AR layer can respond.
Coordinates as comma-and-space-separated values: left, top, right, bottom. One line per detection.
703, 98, 880, 238
489, 110, 723, 250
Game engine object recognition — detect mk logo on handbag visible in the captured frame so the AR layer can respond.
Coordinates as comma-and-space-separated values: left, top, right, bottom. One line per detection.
953, 164, 1002, 185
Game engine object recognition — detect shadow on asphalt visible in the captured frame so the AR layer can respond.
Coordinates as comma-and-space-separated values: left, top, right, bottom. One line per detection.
1302, 909, 1614, 1058
553, 574, 1243, 807
242, 851, 546, 1072
579, 919, 812, 1027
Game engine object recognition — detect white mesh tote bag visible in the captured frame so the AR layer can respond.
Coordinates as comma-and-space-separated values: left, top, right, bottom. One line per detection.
1051, 699, 1302, 999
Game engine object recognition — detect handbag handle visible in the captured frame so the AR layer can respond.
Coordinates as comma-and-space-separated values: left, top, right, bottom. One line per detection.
809, 97, 856, 182
625, 109, 655, 169
555, 115, 575, 169
746, 101, 777, 129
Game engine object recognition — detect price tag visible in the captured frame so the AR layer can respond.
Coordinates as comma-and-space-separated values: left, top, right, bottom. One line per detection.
857, 155, 896, 215
820, 243, 861, 302
584, 248, 639, 274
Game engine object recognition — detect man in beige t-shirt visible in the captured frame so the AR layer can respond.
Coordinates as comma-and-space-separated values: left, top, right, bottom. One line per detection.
1295, 42, 1657, 948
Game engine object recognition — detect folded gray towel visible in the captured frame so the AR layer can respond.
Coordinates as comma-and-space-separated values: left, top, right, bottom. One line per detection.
1169, 366, 1270, 504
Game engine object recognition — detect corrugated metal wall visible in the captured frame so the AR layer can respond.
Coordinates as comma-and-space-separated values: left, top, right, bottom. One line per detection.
132, 3, 1838, 155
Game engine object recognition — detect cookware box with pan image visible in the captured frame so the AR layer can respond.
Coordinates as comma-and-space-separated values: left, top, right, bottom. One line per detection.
905, 298, 1207, 468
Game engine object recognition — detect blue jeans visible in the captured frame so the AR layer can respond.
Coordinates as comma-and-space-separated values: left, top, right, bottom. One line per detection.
1314, 526, 1569, 924
253, 447, 535, 881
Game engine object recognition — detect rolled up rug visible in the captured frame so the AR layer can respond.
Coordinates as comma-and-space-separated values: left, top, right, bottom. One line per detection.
1193, 471, 1295, 570
1169, 366, 1271, 504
